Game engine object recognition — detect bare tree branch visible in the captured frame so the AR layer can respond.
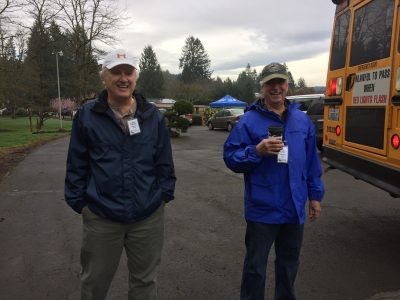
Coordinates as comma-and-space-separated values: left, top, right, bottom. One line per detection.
57, 0, 125, 53
0, 0, 21, 17
25, 0, 63, 32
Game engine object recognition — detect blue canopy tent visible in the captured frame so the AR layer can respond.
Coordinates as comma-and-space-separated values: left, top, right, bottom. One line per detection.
209, 95, 247, 108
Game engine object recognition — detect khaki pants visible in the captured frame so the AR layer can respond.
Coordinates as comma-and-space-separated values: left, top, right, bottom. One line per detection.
80, 203, 165, 300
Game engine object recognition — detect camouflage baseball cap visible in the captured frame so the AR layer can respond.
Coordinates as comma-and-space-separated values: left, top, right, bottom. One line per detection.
259, 62, 289, 85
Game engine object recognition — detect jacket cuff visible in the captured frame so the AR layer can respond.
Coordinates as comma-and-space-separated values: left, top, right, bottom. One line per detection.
308, 193, 324, 202
247, 145, 262, 160
68, 200, 87, 214
162, 193, 174, 203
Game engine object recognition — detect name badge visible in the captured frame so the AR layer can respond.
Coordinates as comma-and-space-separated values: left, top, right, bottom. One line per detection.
277, 146, 288, 163
127, 118, 141, 135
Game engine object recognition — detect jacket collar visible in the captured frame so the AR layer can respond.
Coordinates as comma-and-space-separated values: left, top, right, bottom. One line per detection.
246, 98, 300, 122
248, 98, 299, 113
91, 90, 154, 119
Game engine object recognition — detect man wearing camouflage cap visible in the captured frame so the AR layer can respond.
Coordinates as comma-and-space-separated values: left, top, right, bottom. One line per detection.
224, 62, 324, 300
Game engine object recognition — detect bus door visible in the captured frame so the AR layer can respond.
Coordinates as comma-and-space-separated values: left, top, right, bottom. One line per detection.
342, 0, 395, 157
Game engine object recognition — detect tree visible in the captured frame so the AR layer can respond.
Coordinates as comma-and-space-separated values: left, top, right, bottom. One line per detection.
208, 76, 225, 101
56, 0, 123, 99
50, 97, 78, 119
25, 0, 60, 32
137, 45, 163, 98
175, 80, 214, 104
162, 70, 182, 99
23, 20, 54, 130
0, 36, 18, 115
293, 77, 315, 95
234, 63, 257, 103
22, 0, 64, 129
0, 0, 23, 27
297, 77, 307, 88
0, 0, 24, 111
179, 36, 212, 83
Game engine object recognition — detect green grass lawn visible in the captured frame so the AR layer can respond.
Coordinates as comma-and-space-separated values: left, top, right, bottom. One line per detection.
0, 116, 72, 148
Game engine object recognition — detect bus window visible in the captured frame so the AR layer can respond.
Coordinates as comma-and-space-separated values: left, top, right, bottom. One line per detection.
330, 10, 350, 70
350, 0, 394, 66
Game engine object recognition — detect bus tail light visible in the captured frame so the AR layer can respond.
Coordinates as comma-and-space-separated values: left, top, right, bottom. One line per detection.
327, 77, 343, 96
335, 125, 341, 136
391, 134, 400, 149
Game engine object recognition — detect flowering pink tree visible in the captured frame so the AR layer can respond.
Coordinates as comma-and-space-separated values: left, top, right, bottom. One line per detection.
50, 98, 79, 118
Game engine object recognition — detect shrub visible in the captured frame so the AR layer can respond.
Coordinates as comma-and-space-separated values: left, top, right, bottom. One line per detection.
173, 100, 194, 115
163, 109, 190, 136
175, 116, 190, 132
202, 107, 218, 124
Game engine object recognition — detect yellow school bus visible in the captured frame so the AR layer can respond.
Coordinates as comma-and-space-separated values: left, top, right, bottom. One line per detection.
323, 0, 400, 197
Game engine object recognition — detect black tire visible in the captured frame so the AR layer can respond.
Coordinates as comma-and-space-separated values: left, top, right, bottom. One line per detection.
227, 123, 233, 132
208, 122, 214, 130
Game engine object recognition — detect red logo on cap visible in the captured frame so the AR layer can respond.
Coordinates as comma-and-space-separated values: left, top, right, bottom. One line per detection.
117, 53, 126, 59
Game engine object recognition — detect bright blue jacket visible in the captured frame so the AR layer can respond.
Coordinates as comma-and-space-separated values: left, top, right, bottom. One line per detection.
64, 90, 176, 223
223, 100, 324, 224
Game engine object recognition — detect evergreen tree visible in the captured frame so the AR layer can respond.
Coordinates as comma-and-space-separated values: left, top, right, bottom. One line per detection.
234, 63, 257, 103
297, 77, 307, 88
209, 76, 226, 101
294, 77, 315, 95
65, 25, 101, 100
283, 63, 296, 93
137, 45, 164, 98
0, 36, 22, 115
162, 70, 182, 100
179, 36, 212, 83
24, 20, 53, 108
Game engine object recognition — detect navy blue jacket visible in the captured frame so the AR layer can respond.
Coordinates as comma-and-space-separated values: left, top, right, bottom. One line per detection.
224, 100, 324, 224
64, 90, 176, 223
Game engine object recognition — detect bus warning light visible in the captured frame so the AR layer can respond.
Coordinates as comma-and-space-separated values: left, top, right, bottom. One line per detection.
335, 125, 341, 136
391, 134, 399, 149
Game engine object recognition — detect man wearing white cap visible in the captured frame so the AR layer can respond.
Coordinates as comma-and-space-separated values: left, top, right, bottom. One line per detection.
224, 62, 324, 299
65, 49, 176, 300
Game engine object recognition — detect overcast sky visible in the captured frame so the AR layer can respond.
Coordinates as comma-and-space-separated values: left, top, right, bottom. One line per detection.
113, 0, 336, 86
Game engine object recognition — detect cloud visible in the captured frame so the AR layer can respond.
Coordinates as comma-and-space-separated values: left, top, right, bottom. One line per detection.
114, 0, 336, 86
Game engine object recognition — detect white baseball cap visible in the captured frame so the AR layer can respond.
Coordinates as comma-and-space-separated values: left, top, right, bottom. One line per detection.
102, 49, 137, 69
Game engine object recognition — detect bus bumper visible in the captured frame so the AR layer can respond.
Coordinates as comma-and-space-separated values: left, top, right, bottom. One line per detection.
322, 146, 400, 198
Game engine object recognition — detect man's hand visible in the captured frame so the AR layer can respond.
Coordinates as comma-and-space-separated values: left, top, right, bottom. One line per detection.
308, 200, 321, 221
256, 138, 283, 156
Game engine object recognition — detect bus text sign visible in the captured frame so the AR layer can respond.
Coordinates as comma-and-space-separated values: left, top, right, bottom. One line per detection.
352, 67, 390, 106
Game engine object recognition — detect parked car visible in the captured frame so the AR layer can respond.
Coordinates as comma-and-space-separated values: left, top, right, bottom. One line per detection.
286, 94, 324, 151
207, 108, 245, 131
